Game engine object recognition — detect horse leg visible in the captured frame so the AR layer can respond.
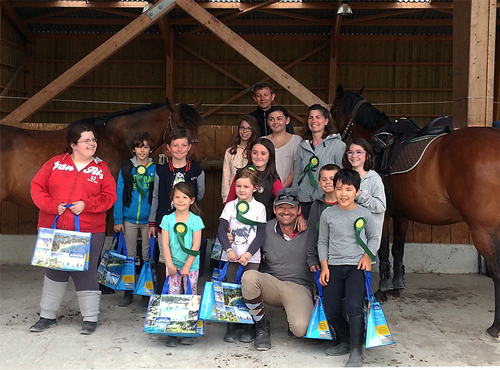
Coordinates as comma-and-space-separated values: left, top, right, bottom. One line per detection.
471, 228, 500, 341
391, 217, 409, 292
375, 215, 392, 302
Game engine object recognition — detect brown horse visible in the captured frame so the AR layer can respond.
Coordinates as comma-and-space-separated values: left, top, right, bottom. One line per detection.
332, 84, 500, 341
0, 100, 203, 209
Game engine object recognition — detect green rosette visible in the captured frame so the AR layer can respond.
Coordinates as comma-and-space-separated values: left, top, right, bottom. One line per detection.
235, 201, 260, 226
298, 156, 319, 188
174, 222, 199, 256
134, 165, 147, 196
354, 217, 376, 263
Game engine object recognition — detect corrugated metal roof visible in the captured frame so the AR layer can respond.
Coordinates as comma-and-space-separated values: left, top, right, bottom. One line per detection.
11, 0, 455, 36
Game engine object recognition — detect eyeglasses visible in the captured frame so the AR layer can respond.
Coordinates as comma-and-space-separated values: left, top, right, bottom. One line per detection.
346, 150, 366, 157
77, 138, 97, 145
239, 126, 252, 132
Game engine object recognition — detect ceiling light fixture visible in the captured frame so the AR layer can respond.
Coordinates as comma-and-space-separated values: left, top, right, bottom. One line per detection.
337, 1, 353, 16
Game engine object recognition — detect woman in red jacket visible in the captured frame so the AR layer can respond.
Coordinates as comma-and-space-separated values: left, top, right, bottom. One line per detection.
29, 125, 116, 335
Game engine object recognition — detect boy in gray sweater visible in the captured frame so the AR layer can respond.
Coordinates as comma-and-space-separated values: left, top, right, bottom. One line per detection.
317, 169, 380, 367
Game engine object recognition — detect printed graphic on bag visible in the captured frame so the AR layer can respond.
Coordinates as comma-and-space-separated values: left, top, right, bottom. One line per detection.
365, 301, 395, 348
144, 295, 203, 335
210, 281, 253, 323
97, 250, 127, 288
32, 228, 91, 271
210, 237, 223, 260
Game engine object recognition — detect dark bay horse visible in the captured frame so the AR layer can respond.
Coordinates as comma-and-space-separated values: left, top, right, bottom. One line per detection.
332, 84, 500, 341
0, 100, 203, 209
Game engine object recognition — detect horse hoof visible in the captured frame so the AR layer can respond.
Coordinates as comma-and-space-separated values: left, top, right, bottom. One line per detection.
387, 289, 402, 298
479, 330, 500, 343
374, 290, 388, 302
392, 278, 405, 290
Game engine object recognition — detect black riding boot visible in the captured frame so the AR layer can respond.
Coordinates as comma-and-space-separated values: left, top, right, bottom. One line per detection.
378, 261, 393, 292
392, 260, 405, 289
224, 323, 238, 343
254, 318, 271, 351
326, 318, 350, 356
240, 324, 256, 343
155, 262, 166, 294
118, 291, 134, 307
345, 315, 364, 367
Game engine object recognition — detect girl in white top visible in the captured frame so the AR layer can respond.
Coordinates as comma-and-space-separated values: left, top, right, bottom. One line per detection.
265, 105, 302, 187
221, 115, 259, 203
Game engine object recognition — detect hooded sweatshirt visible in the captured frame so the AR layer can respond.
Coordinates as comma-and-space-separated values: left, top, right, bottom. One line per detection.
114, 156, 156, 225
31, 153, 117, 233
306, 195, 337, 268
292, 134, 346, 203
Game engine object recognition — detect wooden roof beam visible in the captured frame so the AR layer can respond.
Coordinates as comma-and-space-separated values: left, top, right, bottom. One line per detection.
1, 1, 36, 44
0, 0, 176, 125
175, 0, 328, 108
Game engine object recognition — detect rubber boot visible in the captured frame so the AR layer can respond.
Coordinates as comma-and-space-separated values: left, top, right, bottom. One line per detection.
378, 261, 393, 292
156, 262, 167, 295
345, 315, 364, 367
30, 277, 68, 332
392, 260, 405, 289
254, 318, 271, 351
77, 290, 101, 335
224, 323, 238, 343
118, 291, 134, 307
326, 318, 350, 356
240, 324, 256, 343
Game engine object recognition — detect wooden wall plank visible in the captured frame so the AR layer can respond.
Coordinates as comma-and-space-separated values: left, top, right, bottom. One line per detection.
450, 222, 471, 244
431, 225, 451, 244
0, 202, 19, 234
413, 222, 431, 243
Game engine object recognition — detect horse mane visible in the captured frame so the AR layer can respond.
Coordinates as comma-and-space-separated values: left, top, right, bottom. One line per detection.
342, 91, 391, 130
176, 103, 204, 130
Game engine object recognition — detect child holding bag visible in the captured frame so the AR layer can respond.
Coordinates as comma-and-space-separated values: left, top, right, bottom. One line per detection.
217, 167, 266, 343
160, 182, 205, 347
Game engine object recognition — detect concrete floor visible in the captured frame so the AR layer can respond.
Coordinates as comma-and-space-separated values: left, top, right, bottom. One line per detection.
1, 264, 500, 369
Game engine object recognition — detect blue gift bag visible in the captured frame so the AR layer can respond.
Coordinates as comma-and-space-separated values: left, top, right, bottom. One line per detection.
115, 231, 136, 291
134, 237, 157, 296
304, 270, 333, 340
32, 208, 91, 272
365, 271, 395, 348
143, 272, 204, 337
96, 231, 128, 289
199, 262, 254, 324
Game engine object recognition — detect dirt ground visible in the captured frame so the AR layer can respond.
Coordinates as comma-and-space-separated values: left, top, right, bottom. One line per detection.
1, 264, 499, 369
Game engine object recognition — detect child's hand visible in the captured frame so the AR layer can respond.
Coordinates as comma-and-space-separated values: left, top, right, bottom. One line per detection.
180, 266, 190, 277
238, 252, 252, 266
357, 254, 372, 271
57, 203, 67, 215
166, 263, 178, 276
319, 268, 329, 286
297, 215, 308, 232
114, 224, 124, 233
310, 265, 320, 273
226, 249, 237, 262
69, 200, 85, 215
227, 228, 234, 244
148, 227, 156, 239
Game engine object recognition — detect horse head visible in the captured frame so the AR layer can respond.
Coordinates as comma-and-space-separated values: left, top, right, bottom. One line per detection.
331, 84, 389, 143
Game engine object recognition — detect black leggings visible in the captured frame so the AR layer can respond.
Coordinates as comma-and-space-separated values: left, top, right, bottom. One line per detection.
322, 265, 365, 322
45, 232, 105, 291
226, 262, 259, 284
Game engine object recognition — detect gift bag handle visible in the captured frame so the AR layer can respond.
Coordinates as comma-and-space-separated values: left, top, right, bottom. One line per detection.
217, 262, 244, 284
117, 230, 128, 256
313, 270, 323, 299
161, 271, 192, 295
147, 236, 156, 260
52, 204, 80, 231
364, 270, 375, 300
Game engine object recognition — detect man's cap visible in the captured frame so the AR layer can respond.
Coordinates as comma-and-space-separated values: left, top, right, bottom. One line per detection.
275, 187, 300, 207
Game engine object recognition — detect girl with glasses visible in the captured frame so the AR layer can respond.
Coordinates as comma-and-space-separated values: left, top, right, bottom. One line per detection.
342, 138, 386, 275
221, 115, 259, 203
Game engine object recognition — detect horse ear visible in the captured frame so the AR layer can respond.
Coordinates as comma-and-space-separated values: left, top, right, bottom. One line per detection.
358, 86, 365, 96
336, 84, 344, 98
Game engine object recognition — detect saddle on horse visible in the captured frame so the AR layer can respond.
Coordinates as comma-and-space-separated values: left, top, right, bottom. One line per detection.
369, 116, 454, 176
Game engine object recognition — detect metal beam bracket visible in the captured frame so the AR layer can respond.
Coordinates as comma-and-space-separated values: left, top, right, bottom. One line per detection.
147, 0, 176, 20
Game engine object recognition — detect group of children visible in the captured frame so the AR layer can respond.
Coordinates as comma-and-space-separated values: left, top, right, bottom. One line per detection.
112, 104, 386, 366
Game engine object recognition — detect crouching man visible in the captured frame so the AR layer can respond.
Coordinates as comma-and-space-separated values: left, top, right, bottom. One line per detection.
241, 187, 315, 351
